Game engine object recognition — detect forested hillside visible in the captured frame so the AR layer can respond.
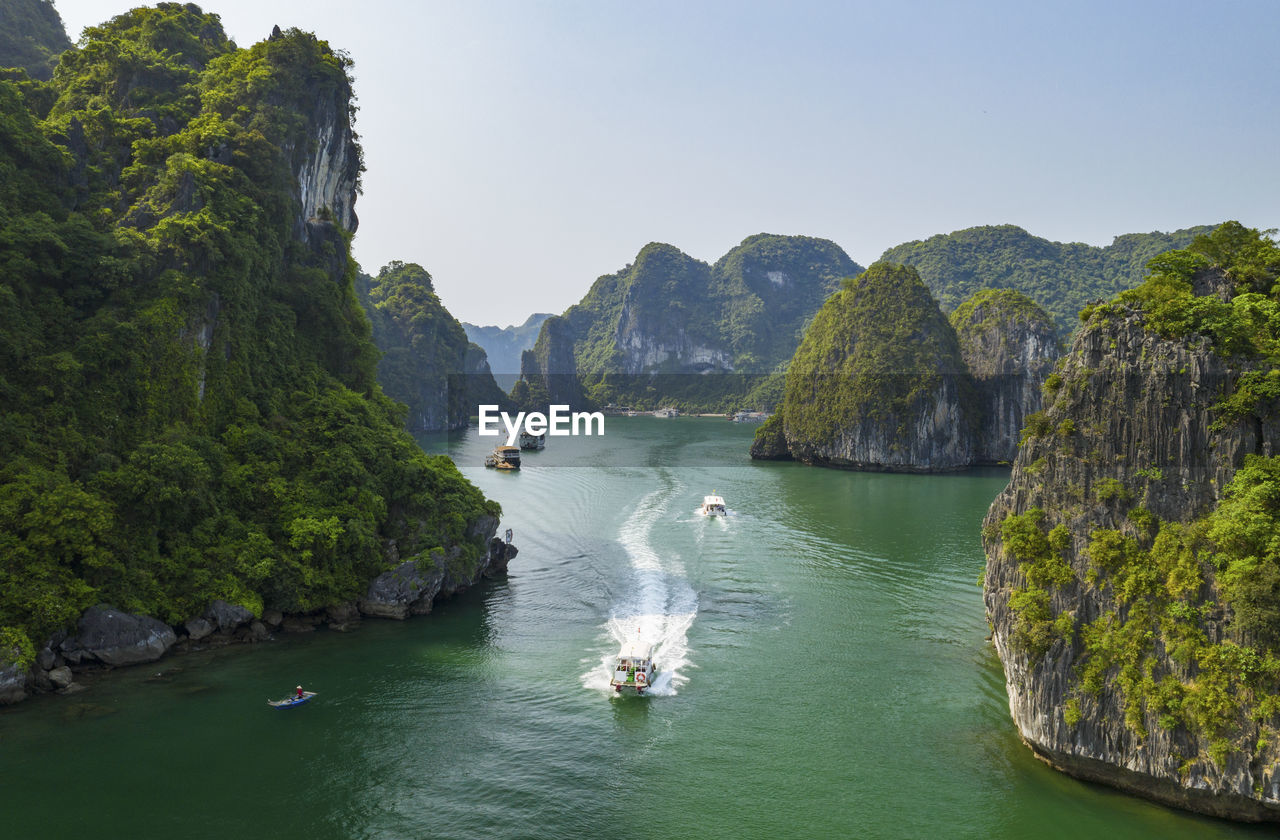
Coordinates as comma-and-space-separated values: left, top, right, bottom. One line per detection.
984, 223, 1280, 820
0, 0, 71, 80
0, 5, 498, 672
880, 224, 1212, 336
356, 261, 507, 432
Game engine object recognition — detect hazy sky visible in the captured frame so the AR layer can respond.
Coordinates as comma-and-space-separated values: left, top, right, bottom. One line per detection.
52, 1, 1279, 327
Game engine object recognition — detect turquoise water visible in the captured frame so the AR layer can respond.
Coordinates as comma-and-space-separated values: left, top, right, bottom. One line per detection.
0, 418, 1272, 838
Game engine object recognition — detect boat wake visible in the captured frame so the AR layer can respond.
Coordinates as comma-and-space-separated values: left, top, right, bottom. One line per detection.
582, 484, 697, 697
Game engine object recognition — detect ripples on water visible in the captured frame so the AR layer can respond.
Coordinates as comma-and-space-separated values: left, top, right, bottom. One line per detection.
3, 423, 1276, 839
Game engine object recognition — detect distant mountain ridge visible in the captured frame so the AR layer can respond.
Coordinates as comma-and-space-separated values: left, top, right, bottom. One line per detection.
462, 313, 552, 389
880, 224, 1214, 336
515, 226, 1209, 413
518, 233, 863, 411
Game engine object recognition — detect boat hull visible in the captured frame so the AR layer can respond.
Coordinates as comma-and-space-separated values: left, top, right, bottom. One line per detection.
268, 691, 317, 708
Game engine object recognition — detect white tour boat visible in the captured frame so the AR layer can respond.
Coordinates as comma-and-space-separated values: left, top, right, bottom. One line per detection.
700, 493, 727, 516
518, 430, 546, 450
610, 641, 657, 694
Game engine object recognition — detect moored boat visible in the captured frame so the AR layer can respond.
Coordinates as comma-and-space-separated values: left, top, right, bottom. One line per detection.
610, 641, 656, 694
518, 430, 545, 450
700, 493, 726, 516
484, 445, 522, 469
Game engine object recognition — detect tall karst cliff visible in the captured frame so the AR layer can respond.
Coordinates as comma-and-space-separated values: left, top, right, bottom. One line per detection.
0, 5, 503, 702
951, 290, 1060, 464
356, 261, 507, 433
771, 263, 975, 470
517, 234, 863, 411
754, 267, 1060, 470
983, 223, 1280, 822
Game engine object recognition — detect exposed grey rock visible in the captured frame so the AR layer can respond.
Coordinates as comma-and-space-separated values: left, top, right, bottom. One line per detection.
36, 647, 56, 671
49, 666, 73, 689
983, 291, 1280, 823
358, 555, 447, 620
0, 665, 28, 705
952, 292, 1060, 463
243, 621, 270, 642
60, 606, 177, 667
184, 617, 214, 641
262, 610, 284, 628
786, 378, 975, 471
203, 600, 254, 634
485, 535, 519, 578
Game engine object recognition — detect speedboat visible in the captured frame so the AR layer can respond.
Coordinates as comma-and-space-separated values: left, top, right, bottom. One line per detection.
700, 493, 726, 516
610, 641, 656, 694
484, 445, 521, 469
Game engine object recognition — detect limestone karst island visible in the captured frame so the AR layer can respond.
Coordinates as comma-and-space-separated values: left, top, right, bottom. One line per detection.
2, 1, 1277, 837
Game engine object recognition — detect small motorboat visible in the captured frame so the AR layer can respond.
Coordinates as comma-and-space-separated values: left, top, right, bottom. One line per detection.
700, 493, 726, 516
484, 445, 521, 469
610, 641, 657, 695
268, 690, 316, 708
518, 430, 545, 450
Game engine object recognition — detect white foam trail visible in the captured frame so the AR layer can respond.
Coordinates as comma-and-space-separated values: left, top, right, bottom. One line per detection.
582, 484, 698, 697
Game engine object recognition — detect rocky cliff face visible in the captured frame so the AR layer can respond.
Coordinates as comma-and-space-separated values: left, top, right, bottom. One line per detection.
518, 314, 586, 408
983, 275, 1280, 821
761, 277, 1061, 472
777, 263, 976, 471
515, 234, 863, 410
356, 262, 508, 432
462, 313, 553, 381
951, 290, 1060, 463
287, 88, 360, 242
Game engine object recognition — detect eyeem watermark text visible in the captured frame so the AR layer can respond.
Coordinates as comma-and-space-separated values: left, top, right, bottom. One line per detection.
478, 405, 605, 446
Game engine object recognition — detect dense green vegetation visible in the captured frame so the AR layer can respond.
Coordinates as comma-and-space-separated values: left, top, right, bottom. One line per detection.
996, 223, 1280, 762
1087, 222, 1280, 355
356, 261, 507, 431
0, 0, 71, 81
999, 474, 1280, 758
880, 224, 1212, 337
779, 262, 969, 449
0, 5, 497, 669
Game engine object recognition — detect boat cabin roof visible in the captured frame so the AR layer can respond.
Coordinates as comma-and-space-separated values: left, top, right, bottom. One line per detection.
616, 641, 653, 660
496, 445, 520, 452
703, 495, 725, 505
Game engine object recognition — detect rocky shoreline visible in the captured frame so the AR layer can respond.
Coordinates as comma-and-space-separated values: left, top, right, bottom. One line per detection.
0, 533, 518, 707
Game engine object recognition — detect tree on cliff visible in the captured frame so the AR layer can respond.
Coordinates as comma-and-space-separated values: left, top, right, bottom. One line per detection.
984, 222, 1280, 820
0, 5, 498, 670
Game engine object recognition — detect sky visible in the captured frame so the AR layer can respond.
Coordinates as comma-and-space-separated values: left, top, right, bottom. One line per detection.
50, 0, 1280, 327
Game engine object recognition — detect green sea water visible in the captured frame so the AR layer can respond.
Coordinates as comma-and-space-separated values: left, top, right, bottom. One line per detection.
0, 418, 1272, 838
